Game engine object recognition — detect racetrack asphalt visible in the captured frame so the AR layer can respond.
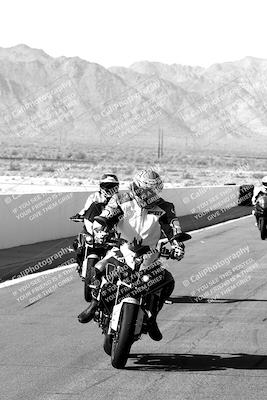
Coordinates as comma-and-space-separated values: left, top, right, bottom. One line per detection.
1, 214, 267, 400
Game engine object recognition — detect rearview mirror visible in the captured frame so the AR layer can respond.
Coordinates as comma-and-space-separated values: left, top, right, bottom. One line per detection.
173, 232, 192, 242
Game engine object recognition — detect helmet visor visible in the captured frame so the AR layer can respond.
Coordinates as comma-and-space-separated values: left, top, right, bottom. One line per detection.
100, 182, 118, 191
132, 182, 160, 208
100, 182, 119, 197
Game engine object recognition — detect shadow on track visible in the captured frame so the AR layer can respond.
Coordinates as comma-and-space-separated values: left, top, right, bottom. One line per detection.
168, 296, 267, 304
127, 353, 267, 371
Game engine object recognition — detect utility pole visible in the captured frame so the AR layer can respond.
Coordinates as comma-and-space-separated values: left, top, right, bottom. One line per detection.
158, 127, 161, 159
161, 128, 164, 158
158, 127, 164, 159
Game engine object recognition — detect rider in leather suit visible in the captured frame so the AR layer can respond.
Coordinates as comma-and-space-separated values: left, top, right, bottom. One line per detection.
252, 176, 267, 205
71, 174, 119, 271
78, 169, 185, 341
252, 176, 267, 225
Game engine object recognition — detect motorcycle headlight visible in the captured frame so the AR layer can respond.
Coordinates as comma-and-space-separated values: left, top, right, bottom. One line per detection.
85, 234, 93, 244
93, 226, 109, 243
142, 275, 150, 283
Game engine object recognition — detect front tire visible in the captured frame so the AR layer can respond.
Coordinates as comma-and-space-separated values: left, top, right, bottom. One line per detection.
259, 217, 266, 240
111, 303, 139, 369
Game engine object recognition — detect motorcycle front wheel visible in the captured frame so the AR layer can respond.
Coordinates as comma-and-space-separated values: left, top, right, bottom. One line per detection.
111, 303, 139, 369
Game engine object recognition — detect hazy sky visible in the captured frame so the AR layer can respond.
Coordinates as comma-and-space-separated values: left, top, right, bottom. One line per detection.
1, 0, 267, 68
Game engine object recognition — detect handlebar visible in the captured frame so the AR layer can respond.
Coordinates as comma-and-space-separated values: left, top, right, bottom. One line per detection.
69, 215, 84, 223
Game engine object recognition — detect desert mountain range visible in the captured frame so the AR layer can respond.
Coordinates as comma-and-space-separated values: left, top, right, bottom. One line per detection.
0, 44, 267, 154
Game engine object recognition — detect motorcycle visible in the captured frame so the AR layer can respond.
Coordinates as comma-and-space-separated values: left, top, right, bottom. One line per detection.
70, 214, 118, 302
255, 194, 267, 240
88, 231, 191, 369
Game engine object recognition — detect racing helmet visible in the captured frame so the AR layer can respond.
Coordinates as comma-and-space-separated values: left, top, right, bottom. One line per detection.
262, 176, 267, 192
131, 169, 163, 208
99, 173, 119, 198
262, 176, 267, 187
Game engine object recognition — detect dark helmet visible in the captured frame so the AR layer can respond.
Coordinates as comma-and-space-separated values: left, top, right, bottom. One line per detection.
99, 173, 119, 198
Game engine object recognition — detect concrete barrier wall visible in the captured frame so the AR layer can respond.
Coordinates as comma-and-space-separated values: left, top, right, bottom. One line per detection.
0, 192, 88, 249
163, 186, 240, 216
0, 186, 241, 249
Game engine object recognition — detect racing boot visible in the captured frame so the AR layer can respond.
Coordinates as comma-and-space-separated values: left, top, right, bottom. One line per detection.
148, 317, 163, 341
78, 268, 102, 323
76, 253, 83, 276
78, 298, 99, 323
146, 294, 163, 341
73, 240, 84, 276
147, 271, 175, 341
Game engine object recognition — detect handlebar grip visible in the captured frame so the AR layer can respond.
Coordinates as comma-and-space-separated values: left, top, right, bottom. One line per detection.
160, 249, 171, 258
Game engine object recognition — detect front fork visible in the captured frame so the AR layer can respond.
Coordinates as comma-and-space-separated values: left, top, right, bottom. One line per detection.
109, 298, 145, 337
81, 253, 99, 280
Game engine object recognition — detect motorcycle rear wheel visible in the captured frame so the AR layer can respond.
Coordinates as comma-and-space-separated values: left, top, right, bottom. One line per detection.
259, 217, 266, 240
111, 303, 139, 369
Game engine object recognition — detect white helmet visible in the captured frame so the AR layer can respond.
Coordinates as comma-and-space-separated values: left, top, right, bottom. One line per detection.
133, 169, 163, 193
131, 169, 163, 208
262, 176, 267, 187
261, 175, 267, 192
